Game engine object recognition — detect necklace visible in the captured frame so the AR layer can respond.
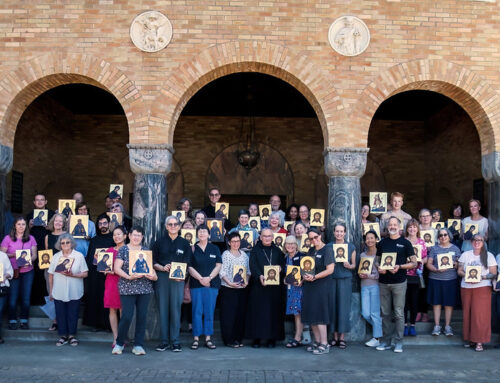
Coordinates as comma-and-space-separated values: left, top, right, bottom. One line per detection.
262, 247, 273, 265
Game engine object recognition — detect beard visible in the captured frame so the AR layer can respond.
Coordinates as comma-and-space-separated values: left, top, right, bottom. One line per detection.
388, 229, 398, 235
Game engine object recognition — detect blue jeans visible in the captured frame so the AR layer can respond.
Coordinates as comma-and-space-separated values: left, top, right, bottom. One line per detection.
191, 287, 218, 337
0, 294, 7, 336
54, 299, 80, 336
116, 293, 151, 348
361, 284, 383, 338
8, 270, 34, 323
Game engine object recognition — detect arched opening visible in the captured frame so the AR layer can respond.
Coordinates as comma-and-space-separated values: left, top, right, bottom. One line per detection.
171, 72, 325, 216
8, 83, 133, 306
362, 90, 483, 217
9, 83, 133, 215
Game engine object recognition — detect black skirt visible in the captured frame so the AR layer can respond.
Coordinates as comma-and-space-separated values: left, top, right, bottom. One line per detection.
301, 277, 333, 326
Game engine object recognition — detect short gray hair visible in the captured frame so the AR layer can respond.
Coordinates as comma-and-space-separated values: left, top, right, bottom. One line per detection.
55, 233, 76, 251
165, 215, 179, 225
270, 212, 281, 221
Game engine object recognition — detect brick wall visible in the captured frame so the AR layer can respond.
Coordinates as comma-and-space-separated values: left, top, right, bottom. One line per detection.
0, 1, 499, 154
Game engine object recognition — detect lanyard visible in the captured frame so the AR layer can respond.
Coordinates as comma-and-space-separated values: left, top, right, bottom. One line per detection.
262, 247, 273, 265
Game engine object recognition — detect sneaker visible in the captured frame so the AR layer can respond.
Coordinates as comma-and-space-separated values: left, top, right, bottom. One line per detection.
376, 342, 392, 351
409, 326, 417, 336
393, 342, 403, 353
365, 338, 380, 348
431, 325, 441, 336
444, 326, 454, 337
171, 343, 182, 352
403, 326, 409, 336
155, 343, 169, 352
112, 344, 124, 355
132, 346, 146, 355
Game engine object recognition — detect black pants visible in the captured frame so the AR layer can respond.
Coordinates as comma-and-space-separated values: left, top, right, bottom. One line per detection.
219, 286, 248, 345
404, 278, 420, 325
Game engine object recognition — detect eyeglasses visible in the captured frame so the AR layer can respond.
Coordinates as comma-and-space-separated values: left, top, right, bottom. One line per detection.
261, 235, 273, 238
308, 235, 320, 241
420, 214, 431, 218
111, 205, 120, 208
438, 233, 448, 238
167, 223, 179, 227
60, 241, 71, 245
473, 238, 484, 242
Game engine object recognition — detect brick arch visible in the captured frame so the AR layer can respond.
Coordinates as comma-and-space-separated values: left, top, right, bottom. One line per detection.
352, 59, 500, 154
0, 52, 146, 148
152, 41, 346, 147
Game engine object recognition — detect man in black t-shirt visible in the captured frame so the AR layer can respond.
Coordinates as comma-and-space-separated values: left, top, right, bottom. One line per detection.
26, 193, 55, 305
375, 216, 416, 353
152, 215, 192, 353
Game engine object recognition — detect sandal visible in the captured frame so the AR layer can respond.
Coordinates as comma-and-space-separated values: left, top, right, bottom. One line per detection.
56, 336, 68, 347
338, 340, 347, 349
205, 340, 216, 349
306, 342, 319, 352
191, 340, 199, 350
313, 343, 330, 355
48, 323, 58, 331
227, 341, 239, 348
330, 338, 339, 347
286, 339, 302, 348
68, 336, 79, 347
475, 343, 484, 352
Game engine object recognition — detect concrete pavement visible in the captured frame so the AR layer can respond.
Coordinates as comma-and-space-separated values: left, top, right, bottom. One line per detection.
0, 340, 499, 382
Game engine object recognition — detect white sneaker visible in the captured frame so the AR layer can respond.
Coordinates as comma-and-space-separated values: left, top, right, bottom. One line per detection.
132, 345, 146, 355
376, 342, 392, 351
431, 325, 441, 336
112, 344, 124, 355
393, 342, 403, 353
365, 338, 380, 348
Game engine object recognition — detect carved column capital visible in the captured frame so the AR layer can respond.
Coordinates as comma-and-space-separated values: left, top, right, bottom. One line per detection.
482, 151, 500, 183
323, 147, 369, 178
0, 144, 13, 175
127, 144, 174, 175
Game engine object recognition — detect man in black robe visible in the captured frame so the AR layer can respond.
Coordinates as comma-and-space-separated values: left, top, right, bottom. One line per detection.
245, 228, 286, 348
83, 213, 115, 330
26, 193, 55, 305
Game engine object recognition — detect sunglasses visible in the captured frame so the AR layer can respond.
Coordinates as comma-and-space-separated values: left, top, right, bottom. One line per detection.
61, 241, 71, 245
438, 233, 448, 238
167, 223, 179, 227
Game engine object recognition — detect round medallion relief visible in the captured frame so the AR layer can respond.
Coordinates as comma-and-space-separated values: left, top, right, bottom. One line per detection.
130, 11, 173, 53
328, 16, 370, 57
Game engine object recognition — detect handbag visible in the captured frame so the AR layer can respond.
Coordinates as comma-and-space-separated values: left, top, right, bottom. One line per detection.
183, 277, 191, 304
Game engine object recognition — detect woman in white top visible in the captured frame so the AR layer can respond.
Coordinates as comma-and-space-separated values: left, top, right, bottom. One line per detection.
218, 232, 250, 348
457, 234, 497, 351
461, 199, 488, 252
0, 250, 14, 344
48, 233, 88, 347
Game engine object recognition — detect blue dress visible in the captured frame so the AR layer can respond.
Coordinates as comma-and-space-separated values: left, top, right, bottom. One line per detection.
285, 254, 303, 315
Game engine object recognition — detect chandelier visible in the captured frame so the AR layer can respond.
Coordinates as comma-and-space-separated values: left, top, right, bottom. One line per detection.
237, 89, 260, 170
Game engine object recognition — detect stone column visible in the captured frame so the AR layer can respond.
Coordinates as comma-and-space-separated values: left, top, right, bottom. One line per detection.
127, 144, 174, 341
324, 147, 369, 341
127, 144, 174, 248
482, 151, 500, 255
0, 145, 13, 237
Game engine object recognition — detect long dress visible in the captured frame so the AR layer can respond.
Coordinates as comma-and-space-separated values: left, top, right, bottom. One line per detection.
245, 241, 286, 341
83, 231, 115, 328
285, 253, 303, 315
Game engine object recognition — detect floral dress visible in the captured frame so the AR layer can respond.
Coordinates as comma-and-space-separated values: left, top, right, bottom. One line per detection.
285, 253, 303, 315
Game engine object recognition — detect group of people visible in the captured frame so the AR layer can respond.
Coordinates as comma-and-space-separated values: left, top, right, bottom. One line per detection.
361, 192, 498, 353
0, 188, 499, 356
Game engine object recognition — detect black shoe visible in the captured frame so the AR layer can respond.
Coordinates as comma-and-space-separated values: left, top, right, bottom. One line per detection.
19, 323, 29, 330
494, 344, 500, 349
251, 339, 260, 348
0, 338, 4, 344
8, 323, 18, 330
171, 344, 182, 352
155, 343, 169, 352
267, 340, 276, 348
